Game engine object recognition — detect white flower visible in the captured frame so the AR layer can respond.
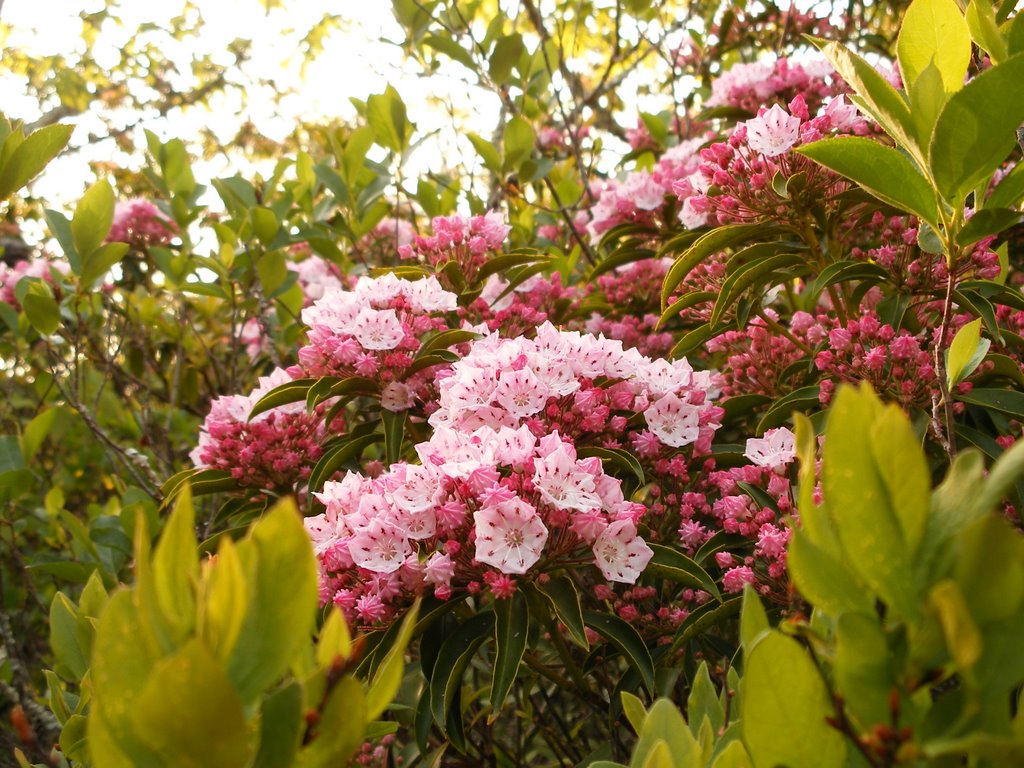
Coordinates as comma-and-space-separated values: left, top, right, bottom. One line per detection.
745, 104, 801, 157
593, 520, 654, 583
744, 427, 796, 470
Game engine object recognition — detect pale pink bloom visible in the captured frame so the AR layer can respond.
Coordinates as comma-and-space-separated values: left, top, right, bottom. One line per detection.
645, 393, 701, 448
493, 367, 550, 418
679, 196, 709, 229
381, 381, 415, 412
823, 95, 859, 131
745, 104, 801, 157
706, 60, 774, 107
592, 520, 654, 583
532, 441, 602, 512
353, 307, 405, 350
347, 519, 411, 573
743, 427, 796, 470
622, 172, 666, 210
473, 497, 548, 574
291, 255, 344, 303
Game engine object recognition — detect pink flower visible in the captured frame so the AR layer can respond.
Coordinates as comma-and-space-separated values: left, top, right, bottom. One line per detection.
423, 552, 456, 587
532, 441, 602, 512
743, 427, 796, 470
592, 520, 654, 584
381, 381, 415, 412
644, 393, 701, 448
347, 520, 411, 574
722, 565, 757, 593
744, 104, 801, 157
353, 308, 405, 350
473, 497, 549, 574
493, 367, 550, 418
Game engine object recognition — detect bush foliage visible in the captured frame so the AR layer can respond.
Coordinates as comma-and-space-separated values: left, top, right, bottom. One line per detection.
2, 0, 1024, 766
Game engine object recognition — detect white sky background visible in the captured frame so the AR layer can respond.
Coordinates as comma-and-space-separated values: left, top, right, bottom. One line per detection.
0, 0, 510, 213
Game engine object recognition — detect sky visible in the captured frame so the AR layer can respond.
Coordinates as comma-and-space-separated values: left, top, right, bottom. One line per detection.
0, 0, 504, 210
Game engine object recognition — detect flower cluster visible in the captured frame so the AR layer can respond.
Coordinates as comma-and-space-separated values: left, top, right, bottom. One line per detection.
585, 137, 708, 241
704, 56, 841, 115
676, 94, 867, 228
106, 198, 177, 248
398, 212, 511, 282
295, 273, 457, 406
306, 425, 654, 625
191, 368, 333, 490
428, 322, 722, 456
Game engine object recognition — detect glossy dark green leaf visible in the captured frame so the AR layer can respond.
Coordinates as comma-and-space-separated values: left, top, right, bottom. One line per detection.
489, 591, 528, 719
247, 378, 318, 420
429, 612, 494, 731
583, 610, 655, 694
535, 576, 589, 649
661, 224, 768, 309
646, 544, 721, 602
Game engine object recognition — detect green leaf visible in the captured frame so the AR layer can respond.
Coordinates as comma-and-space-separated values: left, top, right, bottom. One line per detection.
583, 611, 655, 694
382, 408, 407, 465
661, 224, 767, 309
19, 408, 57, 464
367, 85, 411, 154
22, 288, 60, 336
957, 387, 1024, 419
0, 123, 73, 198
152, 485, 199, 641
870, 404, 931, 558
535, 576, 589, 649
489, 33, 524, 84
248, 378, 317, 420
227, 498, 319, 704
307, 434, 384, 492
578, 446, 645, 486
50, 593, 88, 681
834, 612, 895, 731
621, 691, 648, 733
252, 206, 281, 245
797, 138, 939, 227
467, 132, 502, 175
946, 317, 985, 388
710, 252, 805, 326
788, 530, 874, 616
956, 208, 1020, 246
253, 682, 303, 768
966, 0, 1008, 63
89, 591, 164, 766
823, 385, 919, 618
739, 584, 769, 652
630, 699, 700, 768
133, 639, 252, 768
298, 676, 366, 768
366, 603, 418, 721
80, 242, 129, 287
201, 537, 248, 664
646, 544, 721, 602
429, 612, 495, 730
687, 662, 725, 737
742, 631, 847, 767
929, 53, 1024, 201
503, 116, 535, 173
897, 0, 971, 93
986, 162, 1024, 208
809, 38, 918, 155
71, 179, 115, 259
711, 741, 753, 768
970, 437, 1024, 517
489, 591, 528, 720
